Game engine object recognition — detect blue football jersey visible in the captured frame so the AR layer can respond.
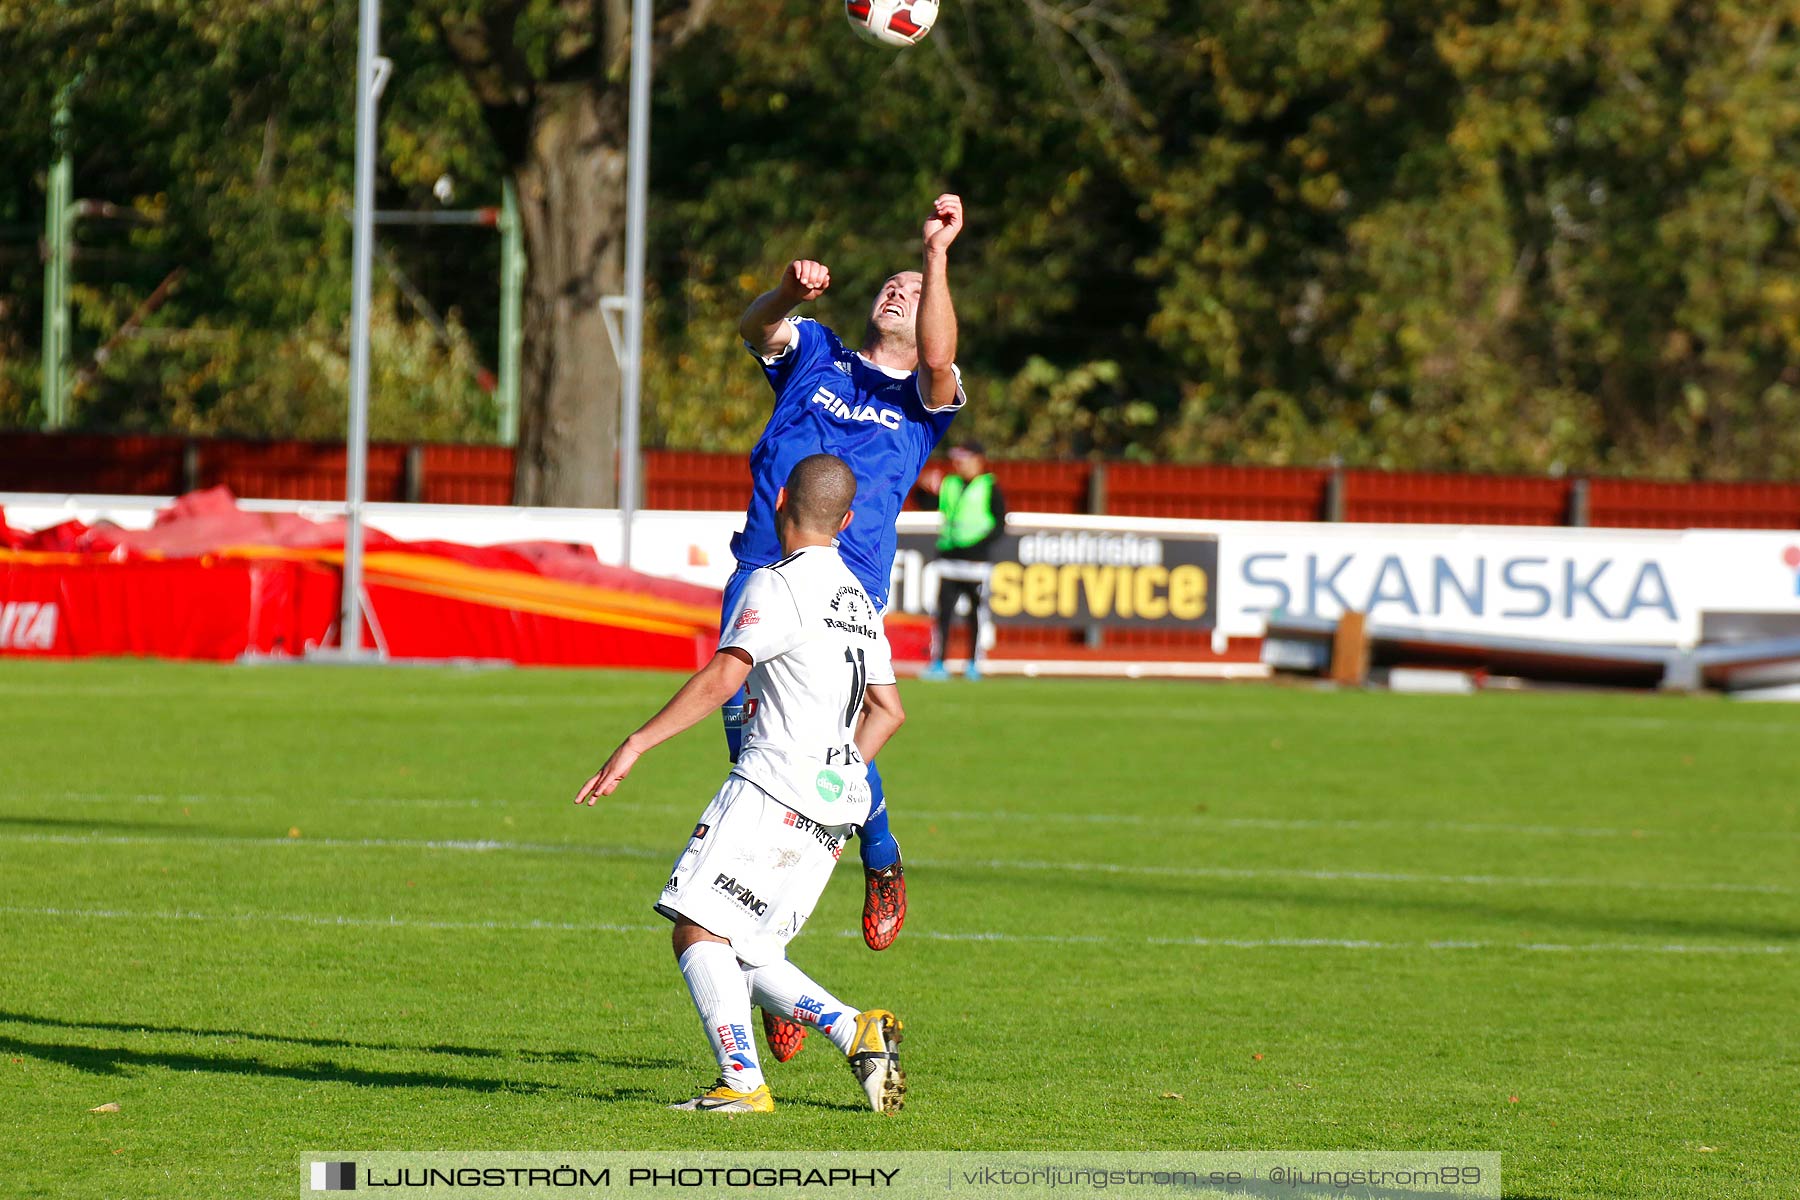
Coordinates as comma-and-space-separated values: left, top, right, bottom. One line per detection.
731, 317, 963, 606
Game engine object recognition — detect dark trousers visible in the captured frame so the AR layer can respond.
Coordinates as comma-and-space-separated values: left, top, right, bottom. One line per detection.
934, 576, 988, 665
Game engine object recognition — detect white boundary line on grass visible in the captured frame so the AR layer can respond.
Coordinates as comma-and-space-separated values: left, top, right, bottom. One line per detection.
911, 855, 1796, 897
52, 791, 498, 810
0, 830, 1790, 896
0, 904, 663, 935
0, 904, 1787, 957
0, 831, 662, 860
31, 790, 1800, 843
906, 807, 1800, 843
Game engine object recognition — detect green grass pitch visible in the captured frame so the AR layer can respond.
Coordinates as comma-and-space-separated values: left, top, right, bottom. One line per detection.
0, 658, 1794, 1198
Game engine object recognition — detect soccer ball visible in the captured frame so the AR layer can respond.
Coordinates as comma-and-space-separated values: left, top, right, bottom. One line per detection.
845, 0, 939, 48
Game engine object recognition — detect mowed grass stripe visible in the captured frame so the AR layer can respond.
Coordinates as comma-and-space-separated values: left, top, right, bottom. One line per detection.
2, 828, 1790, 896
3, 904, 1791, 957
29, 787, 1800, 841
19, 786, 1795, 896
8, 834, 1793, 954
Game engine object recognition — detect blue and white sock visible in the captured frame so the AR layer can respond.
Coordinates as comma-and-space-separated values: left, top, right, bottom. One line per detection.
677, 941, 765, 1090
857, 760, 901, 872
743, 958, 861, 1056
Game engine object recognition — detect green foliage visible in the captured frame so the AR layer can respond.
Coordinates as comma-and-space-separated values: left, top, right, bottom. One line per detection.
3, 0, 1799, 478
0, 0, 500, 441
66, 301, 496, 441
1131, 0, 1800, 477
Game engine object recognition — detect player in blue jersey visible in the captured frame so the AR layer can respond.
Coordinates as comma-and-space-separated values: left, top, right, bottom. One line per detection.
722, 194, 964, 1003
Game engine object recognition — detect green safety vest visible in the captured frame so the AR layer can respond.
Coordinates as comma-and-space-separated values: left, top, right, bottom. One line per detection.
937, 473, 998, 551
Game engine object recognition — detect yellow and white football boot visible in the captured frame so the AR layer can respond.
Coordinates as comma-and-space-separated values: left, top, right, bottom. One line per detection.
669, 1078, 774, 1113
846, 1009, 906, 1113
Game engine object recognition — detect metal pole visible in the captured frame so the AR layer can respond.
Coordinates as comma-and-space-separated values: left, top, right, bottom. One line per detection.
498, 179, 523, 446
618, 0, 652, 566
339, 0, 388, 659
41, 97, 72, 429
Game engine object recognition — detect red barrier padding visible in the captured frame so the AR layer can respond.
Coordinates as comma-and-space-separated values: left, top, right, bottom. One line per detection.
0, 489, 926, 670
0, 557, 339, 660
360, 580, 712, 668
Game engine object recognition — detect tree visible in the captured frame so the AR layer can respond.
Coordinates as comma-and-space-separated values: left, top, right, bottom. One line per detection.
420, 0, 716, 506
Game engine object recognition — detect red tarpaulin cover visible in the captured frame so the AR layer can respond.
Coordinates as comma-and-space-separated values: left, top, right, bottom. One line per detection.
0, 489, 931, 666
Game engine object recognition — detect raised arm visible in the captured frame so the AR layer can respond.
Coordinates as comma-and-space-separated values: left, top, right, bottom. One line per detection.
854, 682, 907, 765
575, 649, 753, 803
916, 194, 964, 412
738, 259, 831, 358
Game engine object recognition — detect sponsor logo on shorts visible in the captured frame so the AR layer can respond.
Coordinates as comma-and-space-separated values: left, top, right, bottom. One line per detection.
692, 823, 709, 841
712, 873, 769, 916
793, 996, 842, 1032
717, 1023, 758, 1073
815, 770, 845, 805
781, 808, 844, 859
663, 875, 679, 893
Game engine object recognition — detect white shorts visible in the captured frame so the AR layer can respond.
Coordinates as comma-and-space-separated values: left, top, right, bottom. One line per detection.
654, 775, 855, 966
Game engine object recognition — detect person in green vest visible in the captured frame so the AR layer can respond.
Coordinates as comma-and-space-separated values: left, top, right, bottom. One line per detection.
920, 439, 1007, 680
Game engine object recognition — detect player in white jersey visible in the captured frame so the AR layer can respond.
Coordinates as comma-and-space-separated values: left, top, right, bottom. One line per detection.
576, 454, 909, 1114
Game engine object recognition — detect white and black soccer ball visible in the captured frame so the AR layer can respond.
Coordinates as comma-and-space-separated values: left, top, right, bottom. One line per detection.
845, 0, 939, 49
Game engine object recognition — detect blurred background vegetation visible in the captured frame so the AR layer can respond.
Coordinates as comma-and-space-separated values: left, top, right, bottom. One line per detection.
2, 0, 1797, 481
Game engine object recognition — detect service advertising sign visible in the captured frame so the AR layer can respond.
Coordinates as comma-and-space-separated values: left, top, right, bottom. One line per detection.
889, 524, 1219, 629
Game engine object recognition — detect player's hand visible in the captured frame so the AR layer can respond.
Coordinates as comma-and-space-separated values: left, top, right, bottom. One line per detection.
779, 259, 831, 303
574, 740, 640, 805
922, 194, 963, 254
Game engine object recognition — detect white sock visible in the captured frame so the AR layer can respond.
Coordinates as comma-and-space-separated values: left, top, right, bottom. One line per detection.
743, 957, 862, 1056
677, 941, 766, 1091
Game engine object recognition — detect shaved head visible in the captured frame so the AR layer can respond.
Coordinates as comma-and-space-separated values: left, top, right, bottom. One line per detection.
780, 454, 858, 536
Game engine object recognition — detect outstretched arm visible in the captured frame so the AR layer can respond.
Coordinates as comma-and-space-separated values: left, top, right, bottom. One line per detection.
916, 194, 963, 412
854, 682, 906, 764
575, 649, 753, 803
738, 259, 831, 358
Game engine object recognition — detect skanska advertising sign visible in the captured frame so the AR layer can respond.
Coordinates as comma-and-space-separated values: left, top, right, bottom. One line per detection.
1213, 528, 1696, 647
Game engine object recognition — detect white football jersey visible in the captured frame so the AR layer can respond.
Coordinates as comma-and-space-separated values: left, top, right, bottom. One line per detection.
719, 544, 897, 825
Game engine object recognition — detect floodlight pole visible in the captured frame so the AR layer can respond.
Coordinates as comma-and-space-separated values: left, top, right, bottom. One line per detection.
40, 90, 73, 429
498, 180, 524, 445
617, 0, 652, 568
339, 0, 390, 660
